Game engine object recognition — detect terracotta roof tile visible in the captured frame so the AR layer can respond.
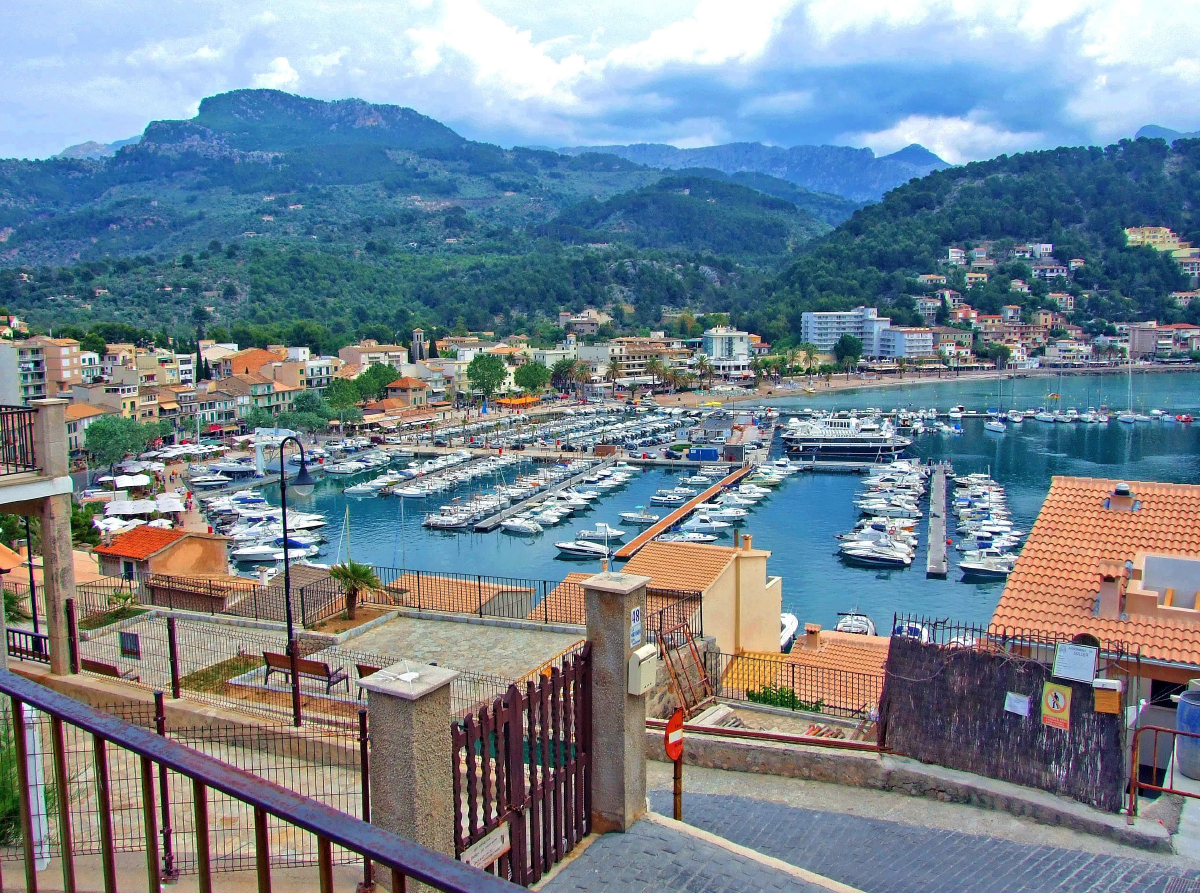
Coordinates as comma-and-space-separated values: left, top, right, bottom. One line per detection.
525, 573, 683, 625
725, 630, 888, 712
621, 542, 737, 593
992, 476, 1200, 666
94, 528, 187, 560
383, 572, 534, 616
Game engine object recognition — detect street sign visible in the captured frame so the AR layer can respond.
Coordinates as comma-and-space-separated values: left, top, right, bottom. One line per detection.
664, 708, 684, 761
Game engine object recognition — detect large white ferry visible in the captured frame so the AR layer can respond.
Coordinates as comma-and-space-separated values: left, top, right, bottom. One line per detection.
780, 416, 911, 462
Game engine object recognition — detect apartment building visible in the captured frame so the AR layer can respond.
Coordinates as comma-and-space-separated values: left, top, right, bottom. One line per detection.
0, 341, 47, 404
878, 327, 934, 359
800, 307, 893, 356
219, 373, 297, 415
337, 340, 409, 370
699, 327, 754, 378
26, 336, 83, 394
216, 347, 287, 379
71, 380, 139, 419
64, 404, 113, 453
609, 337, 691, 382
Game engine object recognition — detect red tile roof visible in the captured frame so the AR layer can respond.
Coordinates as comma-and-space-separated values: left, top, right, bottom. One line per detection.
992, 476, 1200, 666
94, 528, 187, 561
620, 542, 737, 593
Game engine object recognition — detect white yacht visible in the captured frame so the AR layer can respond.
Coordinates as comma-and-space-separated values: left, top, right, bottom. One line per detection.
781, 416, 910, 461
577, 523, 626, 541
501, 517, 543, 536
619, 507, 660, 525
556, 541, 613, 559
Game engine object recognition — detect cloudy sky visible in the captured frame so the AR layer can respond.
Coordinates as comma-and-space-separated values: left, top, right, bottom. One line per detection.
3, 0, 1198, 163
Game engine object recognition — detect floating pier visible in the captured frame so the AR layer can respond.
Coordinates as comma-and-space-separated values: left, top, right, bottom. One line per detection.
926, 462, 950, 578
472, 457, 611, 532
613, 465, 756, 560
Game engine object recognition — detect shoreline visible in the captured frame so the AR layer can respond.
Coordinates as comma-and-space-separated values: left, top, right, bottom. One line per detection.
651, 364, 1198, 409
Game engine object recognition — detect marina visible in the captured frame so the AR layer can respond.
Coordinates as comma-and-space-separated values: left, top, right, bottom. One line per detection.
186, 370, 1200, 633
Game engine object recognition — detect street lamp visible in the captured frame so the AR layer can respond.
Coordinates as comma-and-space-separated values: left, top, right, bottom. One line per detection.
277, 436, 316, 647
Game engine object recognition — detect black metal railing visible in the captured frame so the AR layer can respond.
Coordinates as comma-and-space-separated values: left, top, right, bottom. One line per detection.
706, 651, 884, 719
0, 669, 517, 892
0, 404, 38, 476
7, 627, 49, 663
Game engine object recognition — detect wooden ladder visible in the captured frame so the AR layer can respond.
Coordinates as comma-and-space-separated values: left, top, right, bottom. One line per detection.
659, 622, 715, 718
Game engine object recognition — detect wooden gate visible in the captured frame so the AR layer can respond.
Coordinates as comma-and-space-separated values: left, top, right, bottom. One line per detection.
451, 644, 591, 886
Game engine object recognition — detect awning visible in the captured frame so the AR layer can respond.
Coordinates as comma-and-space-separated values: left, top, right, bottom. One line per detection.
113, 474, 152, 489
105, 500, 157, 516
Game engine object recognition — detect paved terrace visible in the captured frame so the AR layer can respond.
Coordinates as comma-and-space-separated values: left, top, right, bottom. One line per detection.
542, 764, 1200, 893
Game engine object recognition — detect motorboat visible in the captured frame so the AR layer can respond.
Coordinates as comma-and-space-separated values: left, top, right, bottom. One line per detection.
189, 473, 232, 488
680, 515, 730, 533
577, 523, 626, 541
650, 492, 688, 506
1007, 410, 1024, 423
835, 613, 877, 636
781, 416, 910, 461
231, 540, 319, 562
619, 507, 660, 525
343, 483, 377, 496
501, 517, 543, 536
781, 613, 799, 652
705, 505, 748, 521
960, 554, 1017, 579
892, 621, 931, 643
656, 531, 719, 544
839, 541, 913, 568
555, 541, 613, 559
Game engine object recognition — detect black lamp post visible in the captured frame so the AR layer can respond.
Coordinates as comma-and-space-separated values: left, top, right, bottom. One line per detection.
24, 517, 40, 651
277, 436, 316, 647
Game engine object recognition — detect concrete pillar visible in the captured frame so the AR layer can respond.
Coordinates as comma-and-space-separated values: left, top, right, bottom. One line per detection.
583, 571, 651, 833
359, 662, 458, 893
31, 400, 76, 676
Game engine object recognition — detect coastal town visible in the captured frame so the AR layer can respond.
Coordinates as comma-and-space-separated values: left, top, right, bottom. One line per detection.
2, 20, 1200, 890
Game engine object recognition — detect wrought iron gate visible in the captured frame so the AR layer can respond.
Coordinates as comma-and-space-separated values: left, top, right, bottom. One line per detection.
451, 644, 592, 886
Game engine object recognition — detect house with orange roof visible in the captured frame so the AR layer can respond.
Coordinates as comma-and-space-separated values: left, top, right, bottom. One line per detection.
93, 528, 229, 579
993, 476, 1200, 715
383, 376, 430, 407
64, 403, 114, 453
215, 347, 286, 380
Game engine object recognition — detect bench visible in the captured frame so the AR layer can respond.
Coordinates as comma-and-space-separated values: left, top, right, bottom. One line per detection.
81, 658, 141, 683
355, 664, 381, 700
262, 651, 348, 695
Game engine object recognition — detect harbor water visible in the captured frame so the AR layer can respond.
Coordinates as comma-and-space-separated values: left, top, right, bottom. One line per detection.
263, 370, 1200, 633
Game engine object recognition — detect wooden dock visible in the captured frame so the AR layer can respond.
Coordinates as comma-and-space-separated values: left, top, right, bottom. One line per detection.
473, 457, 611, 532
613, 465, 756, 560
926, 462, 950, 578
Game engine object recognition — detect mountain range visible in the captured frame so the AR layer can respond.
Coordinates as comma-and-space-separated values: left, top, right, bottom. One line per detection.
558, 142, 948, 204
1136, 125, 1200, 142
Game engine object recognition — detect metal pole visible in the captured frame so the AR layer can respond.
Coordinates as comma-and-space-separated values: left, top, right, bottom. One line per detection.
65, 598, 79, 674
673, 756, 682, 821
24, 516, 40, 641
167, 617, 181, 699
359, 709, 373, 889
155, 691, 177, 880
281, 436, 303, 727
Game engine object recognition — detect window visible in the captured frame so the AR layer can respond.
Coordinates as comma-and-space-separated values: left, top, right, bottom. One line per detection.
1151, 678, 1186, 709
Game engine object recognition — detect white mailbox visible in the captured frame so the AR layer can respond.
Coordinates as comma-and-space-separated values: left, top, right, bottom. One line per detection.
628, 644, 658, 696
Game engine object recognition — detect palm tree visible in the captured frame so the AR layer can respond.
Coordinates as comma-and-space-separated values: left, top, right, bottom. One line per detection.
329, 560, 382, 621
895, 357, 907, 379
785, 348, 799, 378
801, 343, 819, 383
644, 357, 667, 390
750, 357, 766, 386
693, 355, 714, 390
603, 362, 621, 397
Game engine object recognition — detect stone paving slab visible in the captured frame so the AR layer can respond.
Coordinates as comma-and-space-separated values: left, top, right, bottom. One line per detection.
650, 791, 1200, 893
539, 817, 831, 892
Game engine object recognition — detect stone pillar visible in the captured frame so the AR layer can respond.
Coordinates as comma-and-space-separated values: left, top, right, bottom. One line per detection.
359, 662, 458, 893
31, 399, 75, 676
583, 571, 651, 833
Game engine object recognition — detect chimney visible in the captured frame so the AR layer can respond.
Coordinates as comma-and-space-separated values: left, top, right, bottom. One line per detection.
258, 567, 271, 587
1096, 561, 1125, 619
742, 534, 753, 551
803, 623, 821, 650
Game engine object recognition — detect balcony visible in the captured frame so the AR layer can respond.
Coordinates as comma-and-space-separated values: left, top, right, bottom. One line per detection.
0, 405, 38, 476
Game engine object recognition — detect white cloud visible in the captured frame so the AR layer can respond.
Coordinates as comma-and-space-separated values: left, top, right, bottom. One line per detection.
252, 56, 299, 89
846, 114, 1043, 164
0, 0, 1197, 162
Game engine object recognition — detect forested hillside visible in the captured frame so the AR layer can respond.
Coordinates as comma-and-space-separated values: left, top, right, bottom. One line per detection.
729, 138, 1200, 341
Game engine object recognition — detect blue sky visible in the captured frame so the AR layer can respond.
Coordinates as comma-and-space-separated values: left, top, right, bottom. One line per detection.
3, 0, 1198, 163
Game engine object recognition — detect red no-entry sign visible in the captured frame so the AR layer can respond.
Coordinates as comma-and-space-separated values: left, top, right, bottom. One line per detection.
664, 708, 684, 761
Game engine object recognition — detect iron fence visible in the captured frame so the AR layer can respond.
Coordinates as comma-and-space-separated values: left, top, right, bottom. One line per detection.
706, 651, 884, 719
0, 405, 37, 476
890, 613, 1139, 661
0, 669, 514, 892
3, 575, 134, 625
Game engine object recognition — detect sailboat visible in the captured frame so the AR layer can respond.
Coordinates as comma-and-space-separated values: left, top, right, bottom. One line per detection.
985, 362, 1006, 433
1117, 353, 1136, 424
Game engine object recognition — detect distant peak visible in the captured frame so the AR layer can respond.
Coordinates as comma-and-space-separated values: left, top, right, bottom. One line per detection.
879, 144, 949, 168
1136, 124, 1200, 142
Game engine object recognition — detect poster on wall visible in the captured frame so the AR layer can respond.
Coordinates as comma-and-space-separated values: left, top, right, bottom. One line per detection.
1041, 681, 1072, 730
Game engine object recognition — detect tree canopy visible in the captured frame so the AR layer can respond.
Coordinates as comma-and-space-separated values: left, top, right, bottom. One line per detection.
466, 353, 507, 399
513, 360, 551, 393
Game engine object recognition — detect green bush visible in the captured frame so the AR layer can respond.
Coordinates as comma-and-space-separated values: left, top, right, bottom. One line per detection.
0, 712, 58, 846
745, 684, 824, 713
